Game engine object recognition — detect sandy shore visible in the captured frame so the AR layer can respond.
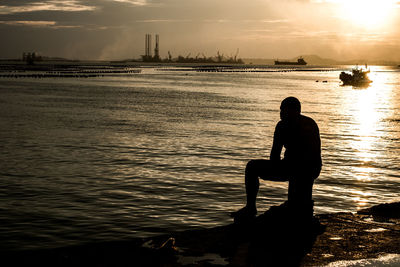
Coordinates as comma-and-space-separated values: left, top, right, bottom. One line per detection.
2, 202, 399, 266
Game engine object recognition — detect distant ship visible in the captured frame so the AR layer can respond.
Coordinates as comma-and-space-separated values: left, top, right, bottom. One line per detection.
339, 66, 372, 86
274, 57, 307, 65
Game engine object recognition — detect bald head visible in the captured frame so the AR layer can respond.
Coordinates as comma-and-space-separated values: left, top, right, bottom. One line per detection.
280, 97, 301, 121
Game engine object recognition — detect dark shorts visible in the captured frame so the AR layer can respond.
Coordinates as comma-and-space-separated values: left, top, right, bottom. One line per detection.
247, 159, 320, 180
246, 159, 321, 203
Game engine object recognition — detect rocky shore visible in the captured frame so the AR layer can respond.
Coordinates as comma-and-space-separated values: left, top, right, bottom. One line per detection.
2, 202, 399, 266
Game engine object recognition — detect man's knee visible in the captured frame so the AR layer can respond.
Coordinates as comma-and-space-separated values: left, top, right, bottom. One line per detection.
245, 159, 263, 175
246, 159, 256, 170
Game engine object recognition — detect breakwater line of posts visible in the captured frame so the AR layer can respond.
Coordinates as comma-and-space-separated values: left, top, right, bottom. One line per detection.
155, 65, 339, 73
0, 64, 141, 78
194, 66, 338, 73
0, 63, 341, 79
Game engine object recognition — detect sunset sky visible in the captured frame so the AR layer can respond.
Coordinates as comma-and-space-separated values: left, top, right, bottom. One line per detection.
1, 0, 400, 61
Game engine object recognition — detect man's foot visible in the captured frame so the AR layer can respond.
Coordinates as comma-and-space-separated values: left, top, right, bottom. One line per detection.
230, 206, 257, 222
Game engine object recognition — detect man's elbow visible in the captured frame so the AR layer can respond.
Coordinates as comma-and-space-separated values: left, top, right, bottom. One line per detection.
270, 152, 281, 161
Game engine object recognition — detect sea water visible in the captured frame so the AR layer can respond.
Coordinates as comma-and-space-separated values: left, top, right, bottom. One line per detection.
326, 254, 400, 267
0, 65, 399, 250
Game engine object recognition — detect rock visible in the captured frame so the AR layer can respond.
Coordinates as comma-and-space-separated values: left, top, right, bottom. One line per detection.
358, 202, 400, 218
2, 202, 399, 266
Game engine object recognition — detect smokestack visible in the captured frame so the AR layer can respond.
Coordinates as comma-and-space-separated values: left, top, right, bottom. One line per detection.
145, 34, 147, 57
145, 34, 152, 57
154, 34, 160, 59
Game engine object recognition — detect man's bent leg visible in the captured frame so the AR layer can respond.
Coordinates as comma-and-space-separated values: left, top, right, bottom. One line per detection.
231, 160, 265, 219
244, 160, 261, 210
231, 159, 288, 220
245, 160, 288, 209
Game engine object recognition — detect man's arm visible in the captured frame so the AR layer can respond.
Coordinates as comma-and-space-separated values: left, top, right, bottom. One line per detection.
270, 123, 283, 161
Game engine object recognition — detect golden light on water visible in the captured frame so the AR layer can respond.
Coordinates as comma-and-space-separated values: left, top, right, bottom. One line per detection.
352, 87, 380, 165
335, 67, 396, 209
340, 68, 391, 183
354, 91, 379, 136
349, 189, 373, 207
352, 69, 390, 158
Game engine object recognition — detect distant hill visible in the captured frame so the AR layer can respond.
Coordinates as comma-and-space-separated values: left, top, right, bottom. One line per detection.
300, 55, 340, 65
242, 58, 275, 65
242, 55, 336, 65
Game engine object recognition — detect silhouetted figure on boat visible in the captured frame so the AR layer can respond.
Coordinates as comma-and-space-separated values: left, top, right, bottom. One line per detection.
231, 96, 322, 223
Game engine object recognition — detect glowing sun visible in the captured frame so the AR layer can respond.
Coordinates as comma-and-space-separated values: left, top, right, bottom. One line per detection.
337, 0, 396, 29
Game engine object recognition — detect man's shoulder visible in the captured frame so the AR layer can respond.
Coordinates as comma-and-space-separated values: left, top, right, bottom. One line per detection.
300, 114, 317, 125
300, 115, 319, 133
275, 120, 285, 130
276, 115, 319, 130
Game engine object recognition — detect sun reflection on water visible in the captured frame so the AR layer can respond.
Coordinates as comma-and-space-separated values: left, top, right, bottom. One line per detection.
352, 88, 380, 161
338, 67, 394, 207
349, 189, 373, 208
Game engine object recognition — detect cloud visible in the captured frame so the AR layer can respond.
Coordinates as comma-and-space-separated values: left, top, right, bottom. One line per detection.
0, 1, 96, 14
0, 20, 83, 29
135, 19, 192, 23
0, 20, 56, 26
0, 20, 86, 30
260, 19, 290, 24
110, 0, 149, 6
202, 19, 232, 23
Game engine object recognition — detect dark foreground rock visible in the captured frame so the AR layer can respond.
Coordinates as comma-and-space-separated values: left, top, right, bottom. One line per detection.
2, 202, 399, 266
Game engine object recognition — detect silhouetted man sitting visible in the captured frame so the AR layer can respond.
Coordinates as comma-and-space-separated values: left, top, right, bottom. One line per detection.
232, 97, 322, 222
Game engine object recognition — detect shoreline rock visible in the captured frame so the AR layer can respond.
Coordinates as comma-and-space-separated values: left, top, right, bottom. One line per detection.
2, 202, 399, 266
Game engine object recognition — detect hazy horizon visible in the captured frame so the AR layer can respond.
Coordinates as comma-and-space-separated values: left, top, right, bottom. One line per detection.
1, 0, 400, 61
2, 54, 399, 65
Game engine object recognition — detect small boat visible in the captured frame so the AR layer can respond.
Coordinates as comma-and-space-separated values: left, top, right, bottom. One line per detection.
339, 66, 372, 86
274, 57, 307, 65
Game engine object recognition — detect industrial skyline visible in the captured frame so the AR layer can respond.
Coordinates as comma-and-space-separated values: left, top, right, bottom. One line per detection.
143, 34, 160, 62
141, 34, 244, 64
